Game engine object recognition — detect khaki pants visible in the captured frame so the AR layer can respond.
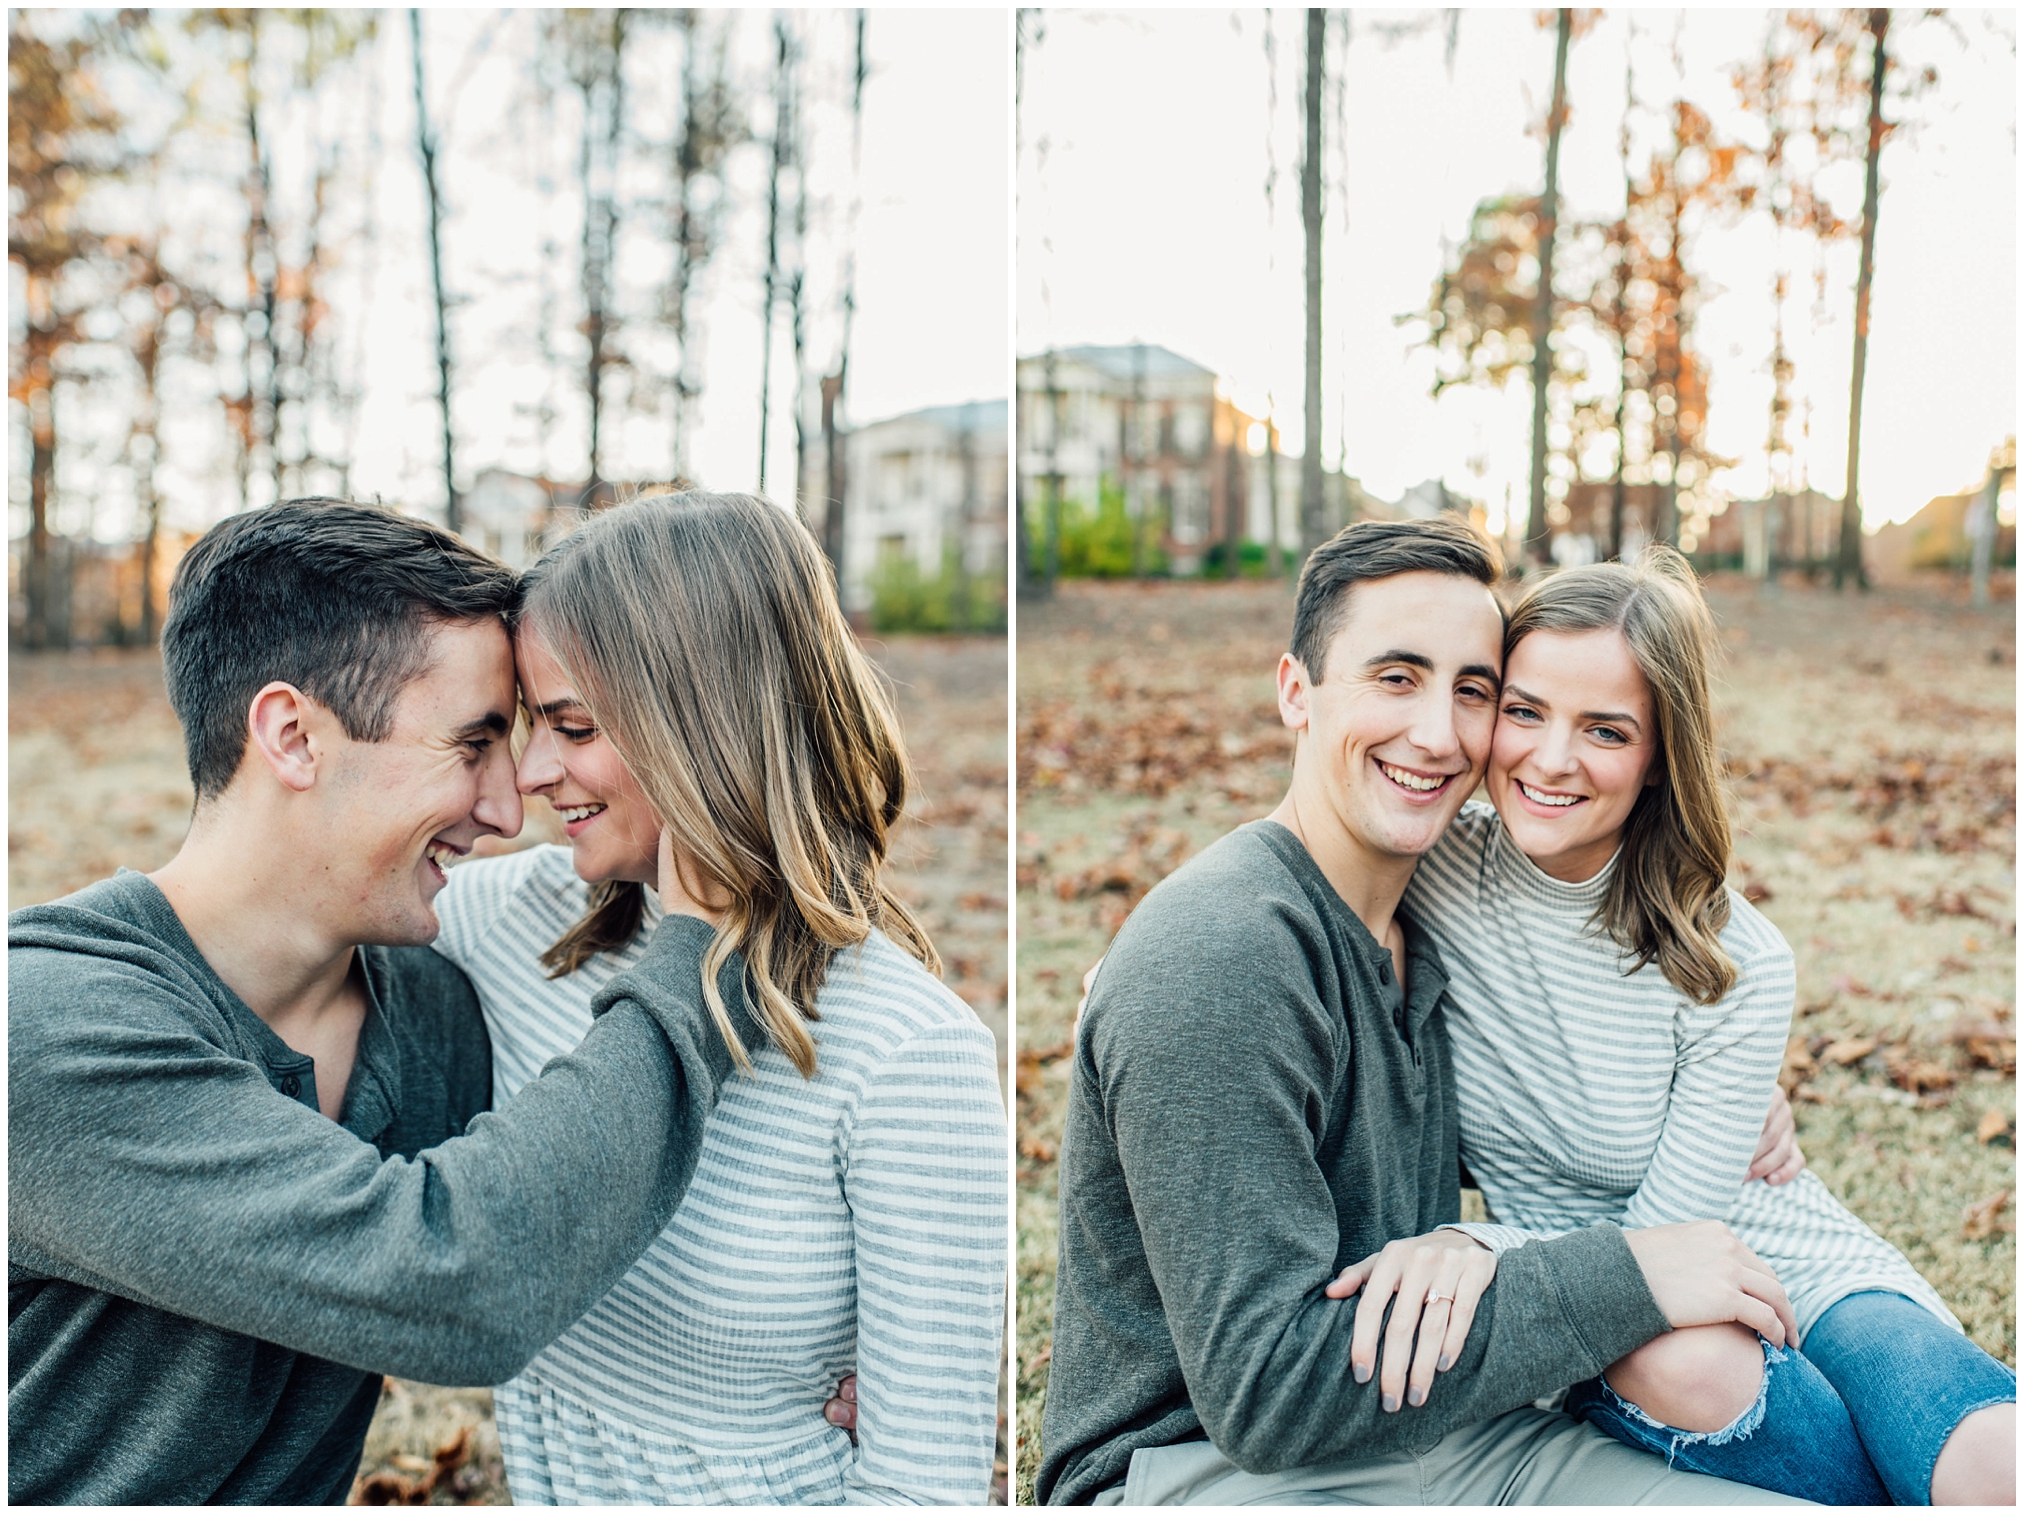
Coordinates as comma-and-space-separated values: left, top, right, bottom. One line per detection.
1089, 1407, 1814, 1506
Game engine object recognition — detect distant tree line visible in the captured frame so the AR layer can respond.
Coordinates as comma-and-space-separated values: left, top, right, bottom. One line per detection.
9, 8, 869, 649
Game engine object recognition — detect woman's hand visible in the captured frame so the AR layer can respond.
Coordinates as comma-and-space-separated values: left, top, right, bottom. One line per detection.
657, 828, 730, 926
1746, 1085, 1806, 1185
823, 1373, 858, 1442
1324, 1229, 1496, 1412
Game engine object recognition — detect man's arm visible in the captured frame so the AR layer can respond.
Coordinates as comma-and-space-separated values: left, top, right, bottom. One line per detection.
9, 915, 752, 1386
1093, 931, 1671, 1475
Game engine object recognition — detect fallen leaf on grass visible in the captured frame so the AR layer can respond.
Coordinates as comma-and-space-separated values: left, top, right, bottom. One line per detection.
350, 1427, 471, 1506
1026, 1343, 1052, 1375
1742, 880, 1774, 904
1962, 1036, 2017, 1074
1778, 1036, 1817, 1096
1015, 1042, 1074, 1102
1962, 1191, 2014, 1240
1820, 1038, 1877, 1066
1019, 1136, 1059, 1164
1975, 1109, 2014, 1146
1885, 1048, 1957, 1095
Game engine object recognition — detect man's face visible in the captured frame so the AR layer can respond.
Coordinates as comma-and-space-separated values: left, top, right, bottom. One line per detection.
317, 617, 523, 944
1279, 571, 1504, 861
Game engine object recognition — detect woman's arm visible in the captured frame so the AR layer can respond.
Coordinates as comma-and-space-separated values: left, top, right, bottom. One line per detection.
839, 1016, 1007, 1506
1449, 939, 1798, 1255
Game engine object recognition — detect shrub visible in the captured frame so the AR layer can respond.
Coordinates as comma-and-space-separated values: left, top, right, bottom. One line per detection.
867, 547, 1007, 633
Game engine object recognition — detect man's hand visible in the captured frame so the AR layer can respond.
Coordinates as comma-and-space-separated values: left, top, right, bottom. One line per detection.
1624, 1220, 1797, 1346
823, 1373, 858, 1441
1323, 1229, 1496, 1412
1745, 1085, 1806, 1185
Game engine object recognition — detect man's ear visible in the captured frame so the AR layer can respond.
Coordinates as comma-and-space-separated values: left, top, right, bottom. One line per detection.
1276, 652, 1313, 733
245, 682, 325, 794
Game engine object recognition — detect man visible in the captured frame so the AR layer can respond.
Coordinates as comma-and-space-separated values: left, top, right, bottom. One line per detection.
1039, 517, 1806, 1506
8, 501, 768, 1504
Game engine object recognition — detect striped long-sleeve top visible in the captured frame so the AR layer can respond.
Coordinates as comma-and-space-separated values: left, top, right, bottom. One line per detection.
1403, 802, 1956, 1342
433, 845, 1007, 1505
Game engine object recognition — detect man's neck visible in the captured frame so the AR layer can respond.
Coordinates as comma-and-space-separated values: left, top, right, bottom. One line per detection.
148, 805, 362, 1037
1266, 785, 1420, 948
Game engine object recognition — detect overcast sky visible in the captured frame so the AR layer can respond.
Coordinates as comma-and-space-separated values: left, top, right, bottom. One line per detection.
1018, 8, 2015, 530
349, 7, 1009, 514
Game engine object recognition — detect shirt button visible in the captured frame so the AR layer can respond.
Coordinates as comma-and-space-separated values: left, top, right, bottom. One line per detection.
1378, 963, 1392, 984
280, 1075, 300, 1097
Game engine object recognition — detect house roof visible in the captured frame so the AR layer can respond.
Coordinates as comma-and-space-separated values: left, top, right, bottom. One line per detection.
1027, 343, 1216, 382
856, 398, 1007, 435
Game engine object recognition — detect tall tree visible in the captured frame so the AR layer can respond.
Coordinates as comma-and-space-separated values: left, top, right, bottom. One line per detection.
8, 14, 120, 648
1833, 8, 1889, 592
1524, 9, 1573, 568
757, 17, 795, 494
666, 12, 740, 487
1298, 8, 1323, 556
410, 9, 458, 532
822, 12, 867, 579
1014, 8, 1046, 600
555, 8, 628, 500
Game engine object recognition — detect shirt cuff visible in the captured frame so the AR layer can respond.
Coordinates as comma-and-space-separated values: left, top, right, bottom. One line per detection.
1441, 1221, 1548, 1254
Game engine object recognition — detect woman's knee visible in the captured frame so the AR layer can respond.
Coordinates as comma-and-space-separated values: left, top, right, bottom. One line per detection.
1929, 1401, 2015, 1506
1604, 1322, 1766, 1434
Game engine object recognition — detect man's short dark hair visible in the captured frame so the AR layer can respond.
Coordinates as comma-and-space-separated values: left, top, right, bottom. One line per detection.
1290, 515, 1503, 681
162, 499, 518, 800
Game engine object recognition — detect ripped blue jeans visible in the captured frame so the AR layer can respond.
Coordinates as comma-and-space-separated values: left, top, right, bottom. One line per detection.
1565, 1291, 2017, 1506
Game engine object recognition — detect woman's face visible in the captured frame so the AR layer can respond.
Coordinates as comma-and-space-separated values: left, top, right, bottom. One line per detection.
513, 626, 661, 887
1486, 627, 1663, 884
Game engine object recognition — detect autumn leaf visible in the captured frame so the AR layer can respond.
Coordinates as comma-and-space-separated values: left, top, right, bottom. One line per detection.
1974, 1108, 2013, 1146
1962, 1191, 2013, 1240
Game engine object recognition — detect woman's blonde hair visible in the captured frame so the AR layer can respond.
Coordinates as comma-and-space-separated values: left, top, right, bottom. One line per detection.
516, 491, 938, 1077
1505, 545, 1735, 1005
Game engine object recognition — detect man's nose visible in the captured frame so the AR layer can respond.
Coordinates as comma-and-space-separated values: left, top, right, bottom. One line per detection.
1409, 693, 1463, 759
477, 743, 525, 838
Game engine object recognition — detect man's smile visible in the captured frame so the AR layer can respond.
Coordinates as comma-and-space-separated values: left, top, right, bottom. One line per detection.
1376, 759, 1459, 798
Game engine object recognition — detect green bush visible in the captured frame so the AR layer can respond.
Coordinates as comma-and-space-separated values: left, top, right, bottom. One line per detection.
867, 548, 1007, 633
1024, 476, 1168, 579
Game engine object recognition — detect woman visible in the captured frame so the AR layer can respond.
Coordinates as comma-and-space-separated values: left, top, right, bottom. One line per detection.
1343, 547, 2013, 1505
431, 492, 1006, 1504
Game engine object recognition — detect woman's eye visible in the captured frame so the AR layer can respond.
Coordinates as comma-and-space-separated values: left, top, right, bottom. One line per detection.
1501, 704, 1539, 722
556, 725, 597, 743
1591, 726, 1628, 745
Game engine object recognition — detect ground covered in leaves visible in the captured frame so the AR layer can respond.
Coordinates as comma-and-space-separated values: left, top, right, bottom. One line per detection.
1013, 574, 2015, 1504
9, 634, 1009, 1507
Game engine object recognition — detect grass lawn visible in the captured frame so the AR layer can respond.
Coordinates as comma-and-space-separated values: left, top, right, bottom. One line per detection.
1013, 572, 2015, 1504
10, 633, 1010, 1506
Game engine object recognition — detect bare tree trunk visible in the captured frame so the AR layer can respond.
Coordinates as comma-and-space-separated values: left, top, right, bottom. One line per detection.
1225, 430, 1245, 578
815, 12, 866, 578
1968, 464, 2003, 609
1299, 8, 1324, 557
410, 10, 459, 532
133, 302, 163, 642
243, 16, 281, 508
1043, 348, 1063, 587
669, 11, 701, 485
1834, 7, 1887, 592
1267, 413, 1285, 576
758, 17, 793, 493
23, 295, 57, 649
1526, 8, 1572, 569
1129, 343, 1150, 577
